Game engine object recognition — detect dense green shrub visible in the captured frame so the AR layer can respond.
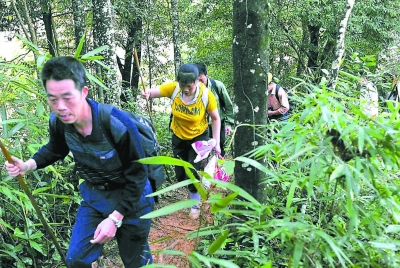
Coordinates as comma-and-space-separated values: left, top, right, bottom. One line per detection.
144, 77, 400, 267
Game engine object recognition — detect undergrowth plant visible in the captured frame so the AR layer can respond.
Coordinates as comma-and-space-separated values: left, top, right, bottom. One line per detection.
141, 76, 400, 268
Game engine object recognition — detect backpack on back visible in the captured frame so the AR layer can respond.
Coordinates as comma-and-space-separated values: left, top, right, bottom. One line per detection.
98, 104, 166, 197
50, 104, 166, 196
209, 78, 217, 97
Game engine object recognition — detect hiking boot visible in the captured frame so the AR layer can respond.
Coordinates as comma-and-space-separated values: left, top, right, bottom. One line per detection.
189, 208, 200, 220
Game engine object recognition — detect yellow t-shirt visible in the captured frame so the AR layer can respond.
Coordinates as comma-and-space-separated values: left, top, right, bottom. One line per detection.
160, 81, 218, 140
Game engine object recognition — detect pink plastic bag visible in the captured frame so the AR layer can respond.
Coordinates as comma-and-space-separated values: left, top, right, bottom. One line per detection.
192, 139, 217, 163
214, 155, 230, 182
192, 139, 230, 188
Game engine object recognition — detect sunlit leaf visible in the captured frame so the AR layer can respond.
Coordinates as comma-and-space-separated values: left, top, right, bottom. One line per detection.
140, 199, 199, 219
208, 229, 229, 254
81, 45, 109, 59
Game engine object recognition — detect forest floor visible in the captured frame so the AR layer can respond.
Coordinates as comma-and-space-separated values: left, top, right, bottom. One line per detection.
92, 185, 221, 268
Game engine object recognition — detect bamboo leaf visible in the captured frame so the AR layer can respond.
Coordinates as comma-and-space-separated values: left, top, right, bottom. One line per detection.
81, 46, 109, 59
282, 146, 316, 165
146, 179, 195, 197
208, 229, 229, 254
85, 72, 108, 90
191, 251, 240, 268
187, 255, 202, 268
292, 240, 304, 267
74, 34, 86, 58
211, 192, 239, 213
330, 164, 345, 181
140, 200, 199, 219
137, 156, 194, 168
211, 179, 261, 206
286, 179, 297, 209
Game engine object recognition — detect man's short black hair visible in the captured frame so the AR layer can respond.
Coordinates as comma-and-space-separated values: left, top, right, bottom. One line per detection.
177, 64, 199, 84
41, 56, 86, 91
195, 63, 208, 76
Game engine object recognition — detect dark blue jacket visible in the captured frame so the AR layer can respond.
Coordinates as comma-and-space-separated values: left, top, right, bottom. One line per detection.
32, 99, 148, 216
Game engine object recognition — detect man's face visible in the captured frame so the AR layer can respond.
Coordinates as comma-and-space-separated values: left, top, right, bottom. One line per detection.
197, 74, 208, 86
179, 81, 198, 96
46, 79, 88, 124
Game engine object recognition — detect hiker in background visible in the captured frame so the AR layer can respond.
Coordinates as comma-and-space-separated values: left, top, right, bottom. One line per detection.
4, 56, 154, 268
141, 63, 221, 220
267, 72, 290, 122
196, 63, 234, 157
359, 72, 379, 119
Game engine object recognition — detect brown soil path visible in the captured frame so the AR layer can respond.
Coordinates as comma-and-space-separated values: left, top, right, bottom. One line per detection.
92, 187, 217, 268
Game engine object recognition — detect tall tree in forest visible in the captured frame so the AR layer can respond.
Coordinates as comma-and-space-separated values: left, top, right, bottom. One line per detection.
92, 0, 122, 105
71, 0, 87, 52
10, 0, 38, 49
114, 0, 144, 104
40, 0, 57, 57
170, 0, 182, 76
232, 0, 269, 203
330, 0, 355, 89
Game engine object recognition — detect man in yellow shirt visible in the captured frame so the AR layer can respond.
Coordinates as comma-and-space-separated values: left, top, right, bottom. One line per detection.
142, 64, 221, 219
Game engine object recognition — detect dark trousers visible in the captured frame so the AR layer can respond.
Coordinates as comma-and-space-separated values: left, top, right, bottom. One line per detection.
172, 131, 209, 193
208, 121, 226, 156
66, 180, 154, 268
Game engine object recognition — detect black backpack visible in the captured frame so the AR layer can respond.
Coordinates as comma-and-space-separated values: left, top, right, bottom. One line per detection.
50, 103, 166, 200
98, 104, 166, 196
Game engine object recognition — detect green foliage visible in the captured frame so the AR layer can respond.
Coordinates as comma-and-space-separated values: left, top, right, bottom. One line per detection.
3, 0, 400, 266
139, 76, 400, 267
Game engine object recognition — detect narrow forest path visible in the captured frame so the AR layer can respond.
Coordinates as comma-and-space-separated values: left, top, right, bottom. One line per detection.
92, 187, 218, 268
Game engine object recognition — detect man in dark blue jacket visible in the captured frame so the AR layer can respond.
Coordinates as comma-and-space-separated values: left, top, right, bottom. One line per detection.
4, 56, 154, 267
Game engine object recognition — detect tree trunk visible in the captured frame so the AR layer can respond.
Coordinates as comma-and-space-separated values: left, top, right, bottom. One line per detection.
330, 0, 355, 89
93, 0, 122, 106
118, 18, 142, 104
232, 0, 269, 203
170, 0, 181, 76
71, 0, 87, 52
41, 0, 56, 57
306, 25, 320, 71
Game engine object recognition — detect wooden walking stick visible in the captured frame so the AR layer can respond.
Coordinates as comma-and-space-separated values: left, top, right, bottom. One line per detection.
133, 48, 173, 183
0, 139, 66, 265
134, 47, 154, 125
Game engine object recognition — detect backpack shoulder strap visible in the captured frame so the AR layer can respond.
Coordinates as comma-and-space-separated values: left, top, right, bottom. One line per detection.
170, 83, 180, 101
210, 78, 223, 101
275, 84, 281, 105
210, 78, 217, 91
98, 103, 115, 146
50, 112, 64, 134
202, 86, 209, 111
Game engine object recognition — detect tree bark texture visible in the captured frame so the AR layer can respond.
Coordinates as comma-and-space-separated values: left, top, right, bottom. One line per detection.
41, 0, 56, 57
232, 0, 269, 203
93, 0, 122, 106
71, 0, 87, 52
330, 0, 355, 89
170, 0, 181, 76
118, 18, 142, 104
